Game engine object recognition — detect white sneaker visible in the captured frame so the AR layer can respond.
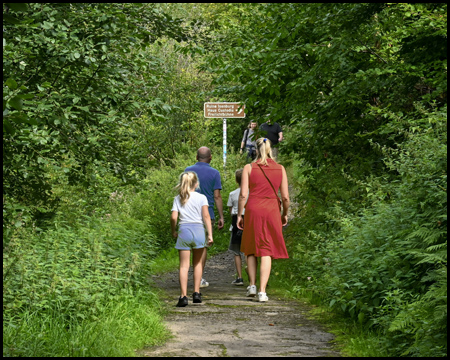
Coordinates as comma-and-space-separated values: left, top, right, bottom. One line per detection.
256, 292, 269, 302
246, 285, 257, 297
200, 278, 209, 288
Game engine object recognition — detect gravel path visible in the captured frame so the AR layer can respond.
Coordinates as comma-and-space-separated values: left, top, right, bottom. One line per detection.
138, 250, 340, 357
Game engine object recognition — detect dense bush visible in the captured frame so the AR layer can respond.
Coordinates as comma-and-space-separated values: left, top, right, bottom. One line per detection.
285, 105, 447, 356
3, 209, 163, 356
3, 291, 169, 357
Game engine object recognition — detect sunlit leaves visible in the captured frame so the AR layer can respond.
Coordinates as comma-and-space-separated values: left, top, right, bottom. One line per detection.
3, 3, 188, 232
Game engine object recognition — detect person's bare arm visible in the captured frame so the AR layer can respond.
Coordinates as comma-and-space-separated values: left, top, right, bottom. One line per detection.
202, 205, 213, 245
214, 189, 224, 229
278, 131, 283, 142
170, 211, 178, 238
237, 164, 251, 230
280, 165, 290, 226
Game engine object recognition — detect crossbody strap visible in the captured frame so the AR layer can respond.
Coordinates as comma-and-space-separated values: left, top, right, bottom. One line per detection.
256, 163, 279, 200
243, 128, 249, 146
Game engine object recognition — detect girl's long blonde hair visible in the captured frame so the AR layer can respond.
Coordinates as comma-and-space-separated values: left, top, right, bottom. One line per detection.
175, 171, 199, 205
254, 137, 275, 166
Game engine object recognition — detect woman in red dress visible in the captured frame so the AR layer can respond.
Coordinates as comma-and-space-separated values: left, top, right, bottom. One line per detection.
237, 137, 290, 303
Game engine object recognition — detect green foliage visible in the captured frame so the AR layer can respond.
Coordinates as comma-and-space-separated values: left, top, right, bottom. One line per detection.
3, 291, 169, 357
3, 215, 157, 319
197, 3, 447, 356
285, 106, 447, 356
3, 3, 188, 233
3, 3, 447, 357
2, 209, 165, 356
202, 3, 447, 172
387, 266, 447, 357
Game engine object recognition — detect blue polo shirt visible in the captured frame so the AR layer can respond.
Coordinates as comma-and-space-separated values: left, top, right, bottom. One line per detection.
185, 162, 222, 219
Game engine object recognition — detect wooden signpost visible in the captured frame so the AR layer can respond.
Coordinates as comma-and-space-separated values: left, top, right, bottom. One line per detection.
204, 102, 245, 170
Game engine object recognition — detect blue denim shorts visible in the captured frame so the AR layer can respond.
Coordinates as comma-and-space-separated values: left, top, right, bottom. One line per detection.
175, 223, 206, 250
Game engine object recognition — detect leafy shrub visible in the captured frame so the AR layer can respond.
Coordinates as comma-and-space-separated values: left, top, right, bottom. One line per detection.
285, 105, 447, 356
3, 216, 157, 320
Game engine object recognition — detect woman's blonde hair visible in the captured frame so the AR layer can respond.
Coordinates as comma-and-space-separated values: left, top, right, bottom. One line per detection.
254, 137, 275, 166
175, 171, 199, 205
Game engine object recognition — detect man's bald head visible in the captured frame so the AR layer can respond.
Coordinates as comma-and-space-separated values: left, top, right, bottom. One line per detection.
197, 146, 212, 162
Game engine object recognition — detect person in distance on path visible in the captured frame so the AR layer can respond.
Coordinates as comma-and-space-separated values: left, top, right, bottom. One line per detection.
259, 114, 283, 160
240, 120, 258, 162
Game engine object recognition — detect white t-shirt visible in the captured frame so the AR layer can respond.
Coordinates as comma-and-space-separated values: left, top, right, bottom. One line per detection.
172, 191, 209, 225
227, 188, 245, 216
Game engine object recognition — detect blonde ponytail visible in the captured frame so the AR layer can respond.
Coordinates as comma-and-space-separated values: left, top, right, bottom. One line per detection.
175, 171, 199, 205
254, 137, 275, 166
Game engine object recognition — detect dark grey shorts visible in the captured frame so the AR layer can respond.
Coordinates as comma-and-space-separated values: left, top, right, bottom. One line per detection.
229, 237, 243, 256
228, 215, 243, 256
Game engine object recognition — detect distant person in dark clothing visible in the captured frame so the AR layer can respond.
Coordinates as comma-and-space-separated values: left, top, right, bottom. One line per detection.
259, 114, 283, 159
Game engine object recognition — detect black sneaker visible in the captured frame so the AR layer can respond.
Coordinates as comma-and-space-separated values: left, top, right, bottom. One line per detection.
192, 292, 202, 303
231, 278, 244, 286
176, 296, 188, 307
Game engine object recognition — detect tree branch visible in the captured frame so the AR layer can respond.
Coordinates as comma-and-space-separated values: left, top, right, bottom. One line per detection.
82, 63, 102, 92
354, 37, 388, 64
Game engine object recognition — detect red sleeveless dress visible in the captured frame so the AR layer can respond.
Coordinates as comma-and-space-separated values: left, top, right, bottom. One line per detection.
240, 159, 289, 259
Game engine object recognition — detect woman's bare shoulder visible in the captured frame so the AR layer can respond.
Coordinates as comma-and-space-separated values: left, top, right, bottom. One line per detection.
244, 163, 253, 175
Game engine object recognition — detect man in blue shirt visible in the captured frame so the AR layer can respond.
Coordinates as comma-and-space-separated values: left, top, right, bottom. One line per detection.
185, 147, 224, 287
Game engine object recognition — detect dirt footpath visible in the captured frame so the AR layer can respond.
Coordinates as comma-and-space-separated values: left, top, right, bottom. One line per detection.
138, 251, 340, 357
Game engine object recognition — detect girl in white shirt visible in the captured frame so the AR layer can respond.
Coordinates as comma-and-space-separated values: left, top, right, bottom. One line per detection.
171, 171, 213, 307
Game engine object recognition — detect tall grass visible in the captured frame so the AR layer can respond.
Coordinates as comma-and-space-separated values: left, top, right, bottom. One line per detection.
3, 291, 169, 357
3, 144, 247, 357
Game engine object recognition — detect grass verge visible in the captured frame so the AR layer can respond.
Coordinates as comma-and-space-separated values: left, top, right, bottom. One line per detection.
3, 291, 170, 357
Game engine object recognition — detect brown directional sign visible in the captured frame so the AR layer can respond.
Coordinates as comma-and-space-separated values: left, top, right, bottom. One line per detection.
204, 102, 246, 118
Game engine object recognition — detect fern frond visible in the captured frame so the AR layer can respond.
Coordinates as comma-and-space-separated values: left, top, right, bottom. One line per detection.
414, 252, 447, 265
388, 308, 420, 333
426, 243, 447, 252
407, 227, 446, 245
